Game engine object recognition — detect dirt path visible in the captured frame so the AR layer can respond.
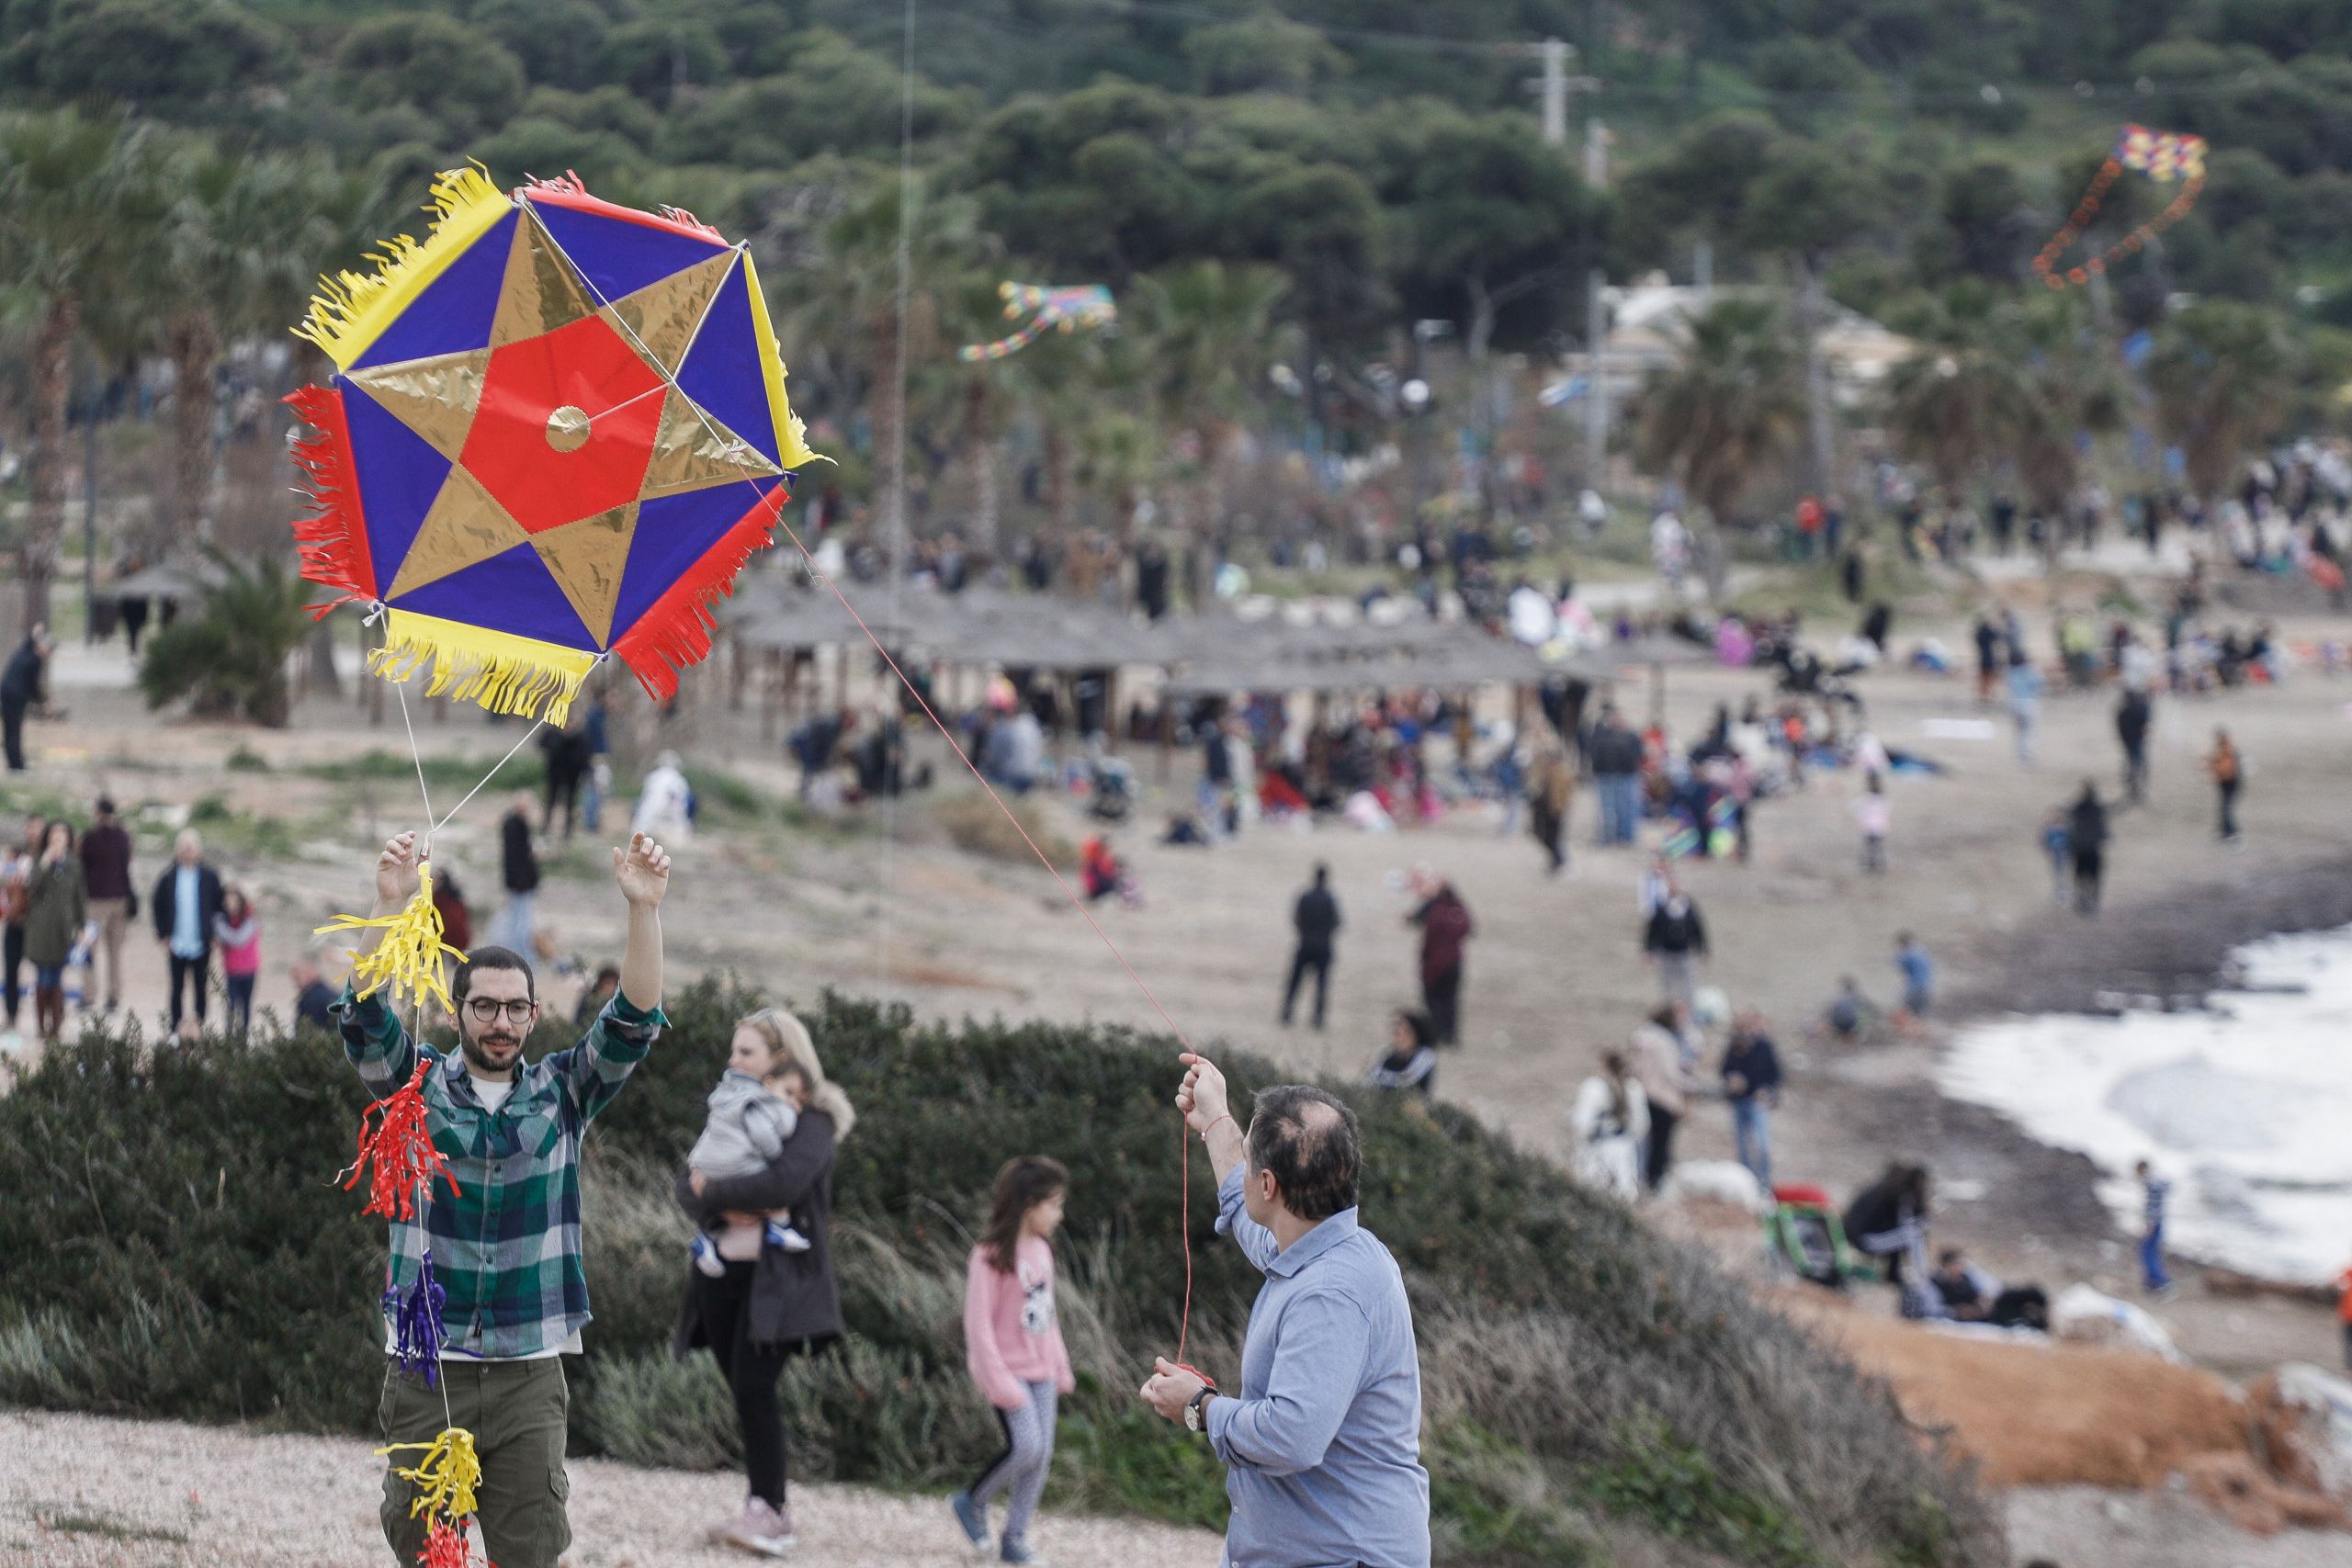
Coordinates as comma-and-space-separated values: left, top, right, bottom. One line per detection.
0, 1409, 1217, 1568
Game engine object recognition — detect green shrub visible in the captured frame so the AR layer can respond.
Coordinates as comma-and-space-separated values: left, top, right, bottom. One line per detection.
305, 746, 548, 795
0, 983, 1998, 1565
136, 552, 313, 727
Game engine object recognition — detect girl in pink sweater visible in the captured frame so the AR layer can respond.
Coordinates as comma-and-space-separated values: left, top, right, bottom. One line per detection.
950, 1156, 1074, 1565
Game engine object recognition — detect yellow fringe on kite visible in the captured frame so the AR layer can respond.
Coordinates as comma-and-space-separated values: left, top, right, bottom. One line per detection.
368, 609, 594, 727
376, 1426, 482, 1524
741, 251, 822, 471
296, 164, 513, 371
316, 861, 469, 1015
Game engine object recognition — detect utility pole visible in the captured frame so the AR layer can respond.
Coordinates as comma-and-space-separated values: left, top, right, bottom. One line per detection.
1585, 270, 1608, 486
1532, 38, 1569, 146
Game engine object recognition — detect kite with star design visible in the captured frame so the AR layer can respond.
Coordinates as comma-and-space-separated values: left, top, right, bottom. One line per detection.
287, 167, 817, 722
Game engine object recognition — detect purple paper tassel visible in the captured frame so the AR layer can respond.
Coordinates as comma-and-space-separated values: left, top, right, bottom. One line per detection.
384, 1249, 447, 1386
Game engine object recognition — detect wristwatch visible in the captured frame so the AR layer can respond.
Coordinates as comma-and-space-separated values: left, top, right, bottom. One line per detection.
1184, 1386, 1215, 1433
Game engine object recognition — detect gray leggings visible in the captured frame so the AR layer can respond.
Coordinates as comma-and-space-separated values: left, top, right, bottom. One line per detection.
969, 1379, 1057, 1549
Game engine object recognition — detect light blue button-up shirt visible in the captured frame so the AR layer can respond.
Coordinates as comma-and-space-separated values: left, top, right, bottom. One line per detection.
1204, 1163, 1430, 1568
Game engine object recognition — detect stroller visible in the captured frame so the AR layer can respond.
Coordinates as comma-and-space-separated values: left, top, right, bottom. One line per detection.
1086, 755, 1136, 823
1761, 1183, 1869, 1290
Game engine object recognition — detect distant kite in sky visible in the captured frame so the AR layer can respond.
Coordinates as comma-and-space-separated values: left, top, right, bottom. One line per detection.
2034, 125, 2208, 290
957, 282, 1116, 362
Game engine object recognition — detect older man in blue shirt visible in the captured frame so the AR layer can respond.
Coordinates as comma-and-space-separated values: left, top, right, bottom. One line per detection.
1142, 1055, 1430, 1568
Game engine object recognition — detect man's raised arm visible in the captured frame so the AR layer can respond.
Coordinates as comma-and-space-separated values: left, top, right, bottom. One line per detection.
340, 832, 424, 1093
556, 831, 671, 1122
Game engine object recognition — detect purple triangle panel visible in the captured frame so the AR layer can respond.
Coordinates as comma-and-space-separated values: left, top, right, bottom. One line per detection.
607, 480, 780, 644
387, 539, 598, 653
675, 258, 780, 466
350, 209, 519, 372
340, 384, 456, 598
527, 197, 730, 310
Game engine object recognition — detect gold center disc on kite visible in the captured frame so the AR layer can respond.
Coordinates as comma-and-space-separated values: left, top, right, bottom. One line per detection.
545, 405, 591, 452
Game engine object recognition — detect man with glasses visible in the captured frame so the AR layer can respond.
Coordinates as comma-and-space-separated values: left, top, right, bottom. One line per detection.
339, 828, 671, 1568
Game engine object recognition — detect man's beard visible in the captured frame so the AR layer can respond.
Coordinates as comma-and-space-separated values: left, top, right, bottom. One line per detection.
459, 1027, 525, 1077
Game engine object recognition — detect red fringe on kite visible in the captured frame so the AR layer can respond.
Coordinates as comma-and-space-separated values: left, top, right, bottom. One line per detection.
343, 1057, 460, 1223
286, 383, 378, 617
609, 483, 789, 702
520, 170, 726, 243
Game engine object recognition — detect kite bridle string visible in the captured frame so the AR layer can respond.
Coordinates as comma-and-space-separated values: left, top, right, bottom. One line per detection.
535, 181, 1219, 1373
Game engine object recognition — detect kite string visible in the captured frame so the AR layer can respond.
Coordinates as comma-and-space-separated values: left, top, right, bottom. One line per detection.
528, 195, 1219, 1370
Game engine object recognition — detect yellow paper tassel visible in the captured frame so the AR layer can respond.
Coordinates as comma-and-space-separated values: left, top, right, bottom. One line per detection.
296, 165, 511, 370
376, 1426, 482, 1524
316, 862, 468, 1015
367, 609, 594, 727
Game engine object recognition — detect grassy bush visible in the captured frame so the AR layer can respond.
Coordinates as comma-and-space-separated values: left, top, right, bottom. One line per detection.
930, 790, 1074, 866
304, 747, 548, 795
0, 984, 1997, 1565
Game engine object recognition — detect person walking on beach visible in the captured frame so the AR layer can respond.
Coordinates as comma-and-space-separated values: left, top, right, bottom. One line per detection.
498, 792, 541, 954
2066, 784, 2109, 916
0, 625, 51, 773
1588, 704, 1643, 846
951, 1157, 1076, 1566
151, 829, 223, 1036
675, 1009, 854, 1557
1406, 869, 1472, 1046
1893, 931, 1934, 1019
1630, 1006, 1692, 1192
2206, 728, 2243, 842
1972, 612, 2003, 705
2005, 653, 2045, 766
23, 818, 84, 1048
78, 797, 131, 1015
1853, 772, 1891, 874
1720, 1011, 1781, 1190
1527, 744, 1574, 874
1280, 863, 1340, 1031
2115, 689, 2152, 805
213, 885, 261, 1036
1141, 1055, 1431, 1568
1642, 881, 1708, 1006
350, 828, 671, 1568
2135, 1159, 2173, 1299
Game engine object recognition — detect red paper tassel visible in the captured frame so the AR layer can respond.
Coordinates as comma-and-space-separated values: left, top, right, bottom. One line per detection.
417, 1517, 484, 1568
344, 1058, 460, 1222
284, 384, 378, 612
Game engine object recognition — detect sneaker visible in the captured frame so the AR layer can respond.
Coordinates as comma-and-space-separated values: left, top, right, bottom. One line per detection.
948, 1491, 989, 1553
689, 1232, 727, 1279
1000, 1540, 1045, 1566
765, 1221, 813, 1254
720, 1497, 795, 1556
707, 1497, 752, 1546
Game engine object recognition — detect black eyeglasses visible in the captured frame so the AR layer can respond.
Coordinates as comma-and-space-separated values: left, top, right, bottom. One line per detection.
463, 998, 537, 1025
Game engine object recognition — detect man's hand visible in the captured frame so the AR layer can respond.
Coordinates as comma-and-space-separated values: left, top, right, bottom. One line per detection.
613, 831, 671, 909
1175, 1051, 1228, 1137
375, 831, 422, 912
1138, 1357, 1207, 1424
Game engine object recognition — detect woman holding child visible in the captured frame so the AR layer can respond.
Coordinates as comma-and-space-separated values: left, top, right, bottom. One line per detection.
673, 1007, 855, 1557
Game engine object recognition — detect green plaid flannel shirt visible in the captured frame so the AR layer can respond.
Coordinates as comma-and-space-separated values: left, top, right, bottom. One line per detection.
339, 983, 665, 1359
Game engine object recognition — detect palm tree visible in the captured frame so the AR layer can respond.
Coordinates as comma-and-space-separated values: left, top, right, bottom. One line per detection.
781, 175, 987, 553
1128, 260, 1285, 536
153, 147, 363, 539
0, 107, 151, 630
2148, 301, 2295, 504
1634, 297, 1806, 534
1883, 292, 2041, 501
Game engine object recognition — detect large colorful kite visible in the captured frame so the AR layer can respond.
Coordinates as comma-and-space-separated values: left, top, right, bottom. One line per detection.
2034, 125, 2208, 290
957, 280, 1116, 361
288, 166, 816, 725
